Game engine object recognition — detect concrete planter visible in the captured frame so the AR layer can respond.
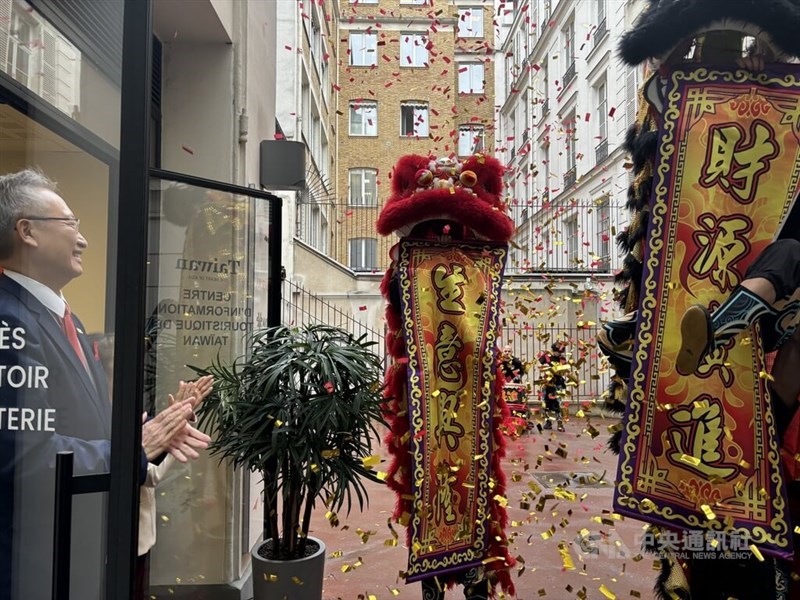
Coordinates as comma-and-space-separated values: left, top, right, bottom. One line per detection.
252, 536, 326, 600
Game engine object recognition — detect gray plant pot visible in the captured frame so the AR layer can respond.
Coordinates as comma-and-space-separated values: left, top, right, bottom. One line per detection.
251, 536, 326, 600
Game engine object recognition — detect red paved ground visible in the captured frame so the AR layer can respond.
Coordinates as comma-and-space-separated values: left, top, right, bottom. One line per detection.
312, 415, 657, 600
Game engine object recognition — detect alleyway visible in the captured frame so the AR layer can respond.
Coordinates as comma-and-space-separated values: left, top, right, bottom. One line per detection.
313, 415, 655, 600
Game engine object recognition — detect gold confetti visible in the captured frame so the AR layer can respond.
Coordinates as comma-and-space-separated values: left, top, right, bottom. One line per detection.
362, 455, 381, 468
291, 576, 304, 586
599, 584, 617, 599
700, 504, 716, 521
750, 544, 765, 561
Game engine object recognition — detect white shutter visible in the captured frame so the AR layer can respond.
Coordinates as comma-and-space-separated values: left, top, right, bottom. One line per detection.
41, 26, 57, 106
625, 64, 638, 129
56, 33, 80, 116
0, 0, 11, 69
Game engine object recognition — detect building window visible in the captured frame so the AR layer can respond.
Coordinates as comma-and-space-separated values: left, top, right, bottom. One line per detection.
458, 62, 485, 94
401, 33, 428, 67
349, 168, 378, 206
565, 216, 579, 265
400, 0, 428, 4
349, 238, 378, 272
563, 114, 576, 187
349, 32, 377, 66
458, 125, 485, 156
457, 8, 484, 38
400, 101, 429, 137
565, 116, 576, 171
350, 101, 378, 136
597, 0, 607, 27
626, 63, 641, 128
596, 79, 607, 142
595, 79, 609, 163
7, 6, 36, 88
562, 19, 575, 84
540, 143, 550, 201
596, 195, 611, 270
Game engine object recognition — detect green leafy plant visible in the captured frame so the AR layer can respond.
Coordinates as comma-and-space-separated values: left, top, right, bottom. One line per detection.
193, 324, 388, 560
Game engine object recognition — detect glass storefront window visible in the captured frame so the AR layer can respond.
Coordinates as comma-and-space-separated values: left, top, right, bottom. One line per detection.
0, 0, 123, 597
0, 103, 116, 599
145, 175, 275, 589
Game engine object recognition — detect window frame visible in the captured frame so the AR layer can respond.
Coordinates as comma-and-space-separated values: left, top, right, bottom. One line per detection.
348, 168, 378, 207
458, 62, 485, 94
400, 101, 429, 137
563, 19, 575, 73
596, 79, 607, 142
349, 237, 378, 272
457, 7, 484, 38
596, 195, 611, 270
349, 100, 378, 136
349, 31, 377, 67
564, 114, 576, 172
458, 124, 485, 156
400, 33, 429, 67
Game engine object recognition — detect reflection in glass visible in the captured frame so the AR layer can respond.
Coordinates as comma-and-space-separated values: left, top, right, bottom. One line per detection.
147, 179, 266, 588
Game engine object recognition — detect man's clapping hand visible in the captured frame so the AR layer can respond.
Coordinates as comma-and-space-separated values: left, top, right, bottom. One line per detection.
141, 399, 211, 462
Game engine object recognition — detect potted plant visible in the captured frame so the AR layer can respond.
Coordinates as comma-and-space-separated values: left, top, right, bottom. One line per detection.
193, 324, 388, 600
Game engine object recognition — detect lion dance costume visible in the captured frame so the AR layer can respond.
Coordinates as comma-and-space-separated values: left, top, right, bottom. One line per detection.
377, 154, 515, 599
597, 1, 800, 598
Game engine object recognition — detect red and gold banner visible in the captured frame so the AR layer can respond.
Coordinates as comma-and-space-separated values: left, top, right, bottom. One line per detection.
396, 239, 507, 581
615, 68, 800, 558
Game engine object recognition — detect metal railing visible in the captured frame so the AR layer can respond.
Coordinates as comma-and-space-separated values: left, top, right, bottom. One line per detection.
563, 165, 577, 188
297, 199, 621, 276
593, 19, 607, 46
506, 200, 622, 275
563, 61, 576, 87
296, 200, 396, 273
282, 278, 385, 357
595, 139, 609, 164
499, 322, 609, 405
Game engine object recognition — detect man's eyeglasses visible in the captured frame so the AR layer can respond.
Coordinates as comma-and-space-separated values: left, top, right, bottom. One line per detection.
22, 216, 80, 231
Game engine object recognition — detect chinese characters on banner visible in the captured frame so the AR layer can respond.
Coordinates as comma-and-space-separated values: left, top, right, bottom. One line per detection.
615, 68, 800, 558
396, 240, 507, 581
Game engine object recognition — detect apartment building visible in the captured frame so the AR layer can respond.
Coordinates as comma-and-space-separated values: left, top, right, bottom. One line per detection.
495, 0, 647, 396
335, 0, 497, 273
498, 0, 646, 280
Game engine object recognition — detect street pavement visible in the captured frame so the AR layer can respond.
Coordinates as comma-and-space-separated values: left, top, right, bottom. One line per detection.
313, 415, 656, 600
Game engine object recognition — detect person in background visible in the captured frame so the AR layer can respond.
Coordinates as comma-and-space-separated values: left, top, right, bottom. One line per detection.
499, 345, 525, 383
538, 341, 568, 432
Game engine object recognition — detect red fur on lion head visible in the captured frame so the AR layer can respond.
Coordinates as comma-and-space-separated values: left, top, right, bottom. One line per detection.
376, 153, 514, 243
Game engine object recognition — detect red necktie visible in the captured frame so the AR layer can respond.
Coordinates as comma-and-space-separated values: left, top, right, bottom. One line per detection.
62, 305, 88, 369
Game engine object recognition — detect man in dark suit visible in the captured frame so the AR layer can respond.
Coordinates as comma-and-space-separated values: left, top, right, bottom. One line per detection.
0, 170, 209, 599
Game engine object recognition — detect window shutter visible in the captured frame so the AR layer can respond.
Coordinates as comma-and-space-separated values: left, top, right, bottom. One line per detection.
0, 0, 11, 68
41, 26, 58, 105
625, 64, 638, 129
